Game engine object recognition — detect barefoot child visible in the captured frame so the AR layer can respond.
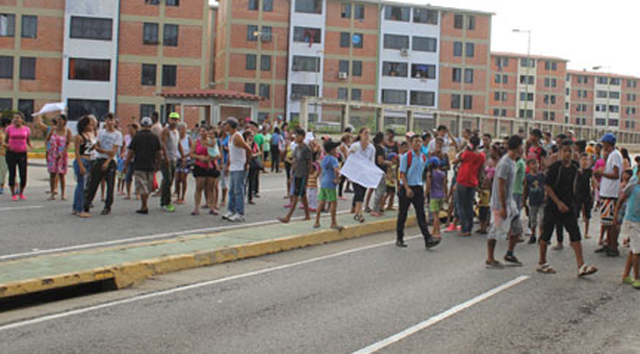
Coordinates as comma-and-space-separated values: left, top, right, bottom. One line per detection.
426, 157, 446, 239
615, 168, 640, 288
314, 141, 342, 229
478, 178, 491, 235
279, 128, 312, 223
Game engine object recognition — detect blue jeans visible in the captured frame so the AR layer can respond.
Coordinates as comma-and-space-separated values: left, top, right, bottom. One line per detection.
228, 170, 246, 215
456, 184, 476, 233
72, 158, 90, 213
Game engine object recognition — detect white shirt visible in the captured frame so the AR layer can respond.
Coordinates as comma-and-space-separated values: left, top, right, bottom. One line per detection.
95, 129, 123, 160
600, 149, 623, 198
229, 131, 246, 172
428, 135, 451, 154
349, 141, 375, 163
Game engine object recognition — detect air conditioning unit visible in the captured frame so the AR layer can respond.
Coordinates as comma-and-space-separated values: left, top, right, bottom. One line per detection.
290, 93, 303, 100
400, 48, 409, 57
338, 72, 348, 80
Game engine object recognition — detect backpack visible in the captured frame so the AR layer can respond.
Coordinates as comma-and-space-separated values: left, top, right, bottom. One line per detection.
406, 150, 426, 170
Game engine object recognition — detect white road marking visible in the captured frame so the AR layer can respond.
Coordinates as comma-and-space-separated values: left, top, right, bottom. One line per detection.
0, 210, 354, 261
351, 275, 531, 354
0, 206, 44, 212
0, 235, 420, 332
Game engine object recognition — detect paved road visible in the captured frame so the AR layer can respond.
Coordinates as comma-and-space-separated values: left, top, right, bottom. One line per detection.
0, 224, 637, 354
0, 161, 355, 258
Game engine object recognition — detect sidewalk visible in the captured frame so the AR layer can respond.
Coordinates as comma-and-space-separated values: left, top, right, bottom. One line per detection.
0, 211, 416, 299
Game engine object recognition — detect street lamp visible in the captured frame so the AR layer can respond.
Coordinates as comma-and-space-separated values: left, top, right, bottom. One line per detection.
592, 65, 612, 129
254, 30, 278, 121
513, 29, 532, 122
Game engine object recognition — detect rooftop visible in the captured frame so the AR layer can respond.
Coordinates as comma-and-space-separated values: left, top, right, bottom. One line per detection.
161, 89, 264, 101
566, 70, 640, 80
491, 52, 569, 62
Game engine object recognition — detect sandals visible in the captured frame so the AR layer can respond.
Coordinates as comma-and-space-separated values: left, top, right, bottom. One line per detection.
578, 264, 598, 277
537, 263, 556, 274
354, 214, 365, 223
485, 260, 505, 269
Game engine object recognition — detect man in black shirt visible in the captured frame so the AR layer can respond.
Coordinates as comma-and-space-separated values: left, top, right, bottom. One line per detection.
537, 139, 597, 277
126, 117, 162, 214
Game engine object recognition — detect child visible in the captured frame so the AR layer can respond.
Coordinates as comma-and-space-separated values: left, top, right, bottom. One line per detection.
615, 168, 640, 288
524, 158, 545, 244
116, 153, 126, 196
314, 141, 342, 230
279, 128, 312, 224
574, 154, 593, 239
307, 158, 320, 212
478, 177, 491, 235
384, 153, 398, 211
426, 157, 447, 239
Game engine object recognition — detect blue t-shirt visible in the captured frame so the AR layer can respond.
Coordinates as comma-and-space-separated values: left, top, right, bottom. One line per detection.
320, 155, 339, 189
624, 180, 640, 222
399, 150, 427, 187
271, 133, 281, 147
221, 135, 230, 164
420, 144, 429, 157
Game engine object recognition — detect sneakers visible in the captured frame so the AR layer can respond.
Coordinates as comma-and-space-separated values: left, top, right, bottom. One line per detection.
12, 195, 19, 202
164, 204, 176, 213
528, 236, 537, 245
504, 254, 523, 266
222, 211, 235, 220
228, 213, 245, 222
19, 194, 26, 201
633, 280, 640, 289
445, 224, 457, 233
623, 276, 634, 285
606, 248, 620, 257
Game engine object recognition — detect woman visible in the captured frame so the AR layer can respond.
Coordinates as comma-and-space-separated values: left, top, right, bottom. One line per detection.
72, 116, 95, 216
270, 127, 282, 173
123, 123, 139, 200
452, 135, 484, 237
205, 126, 221, 214
245, 131, 260, 205
621, 148, 632, 172
349, 128, 376, 223
189, 126, 217, 216
45, 114, 72, 201
174, 122, 191, 204
4, 112, 32, 201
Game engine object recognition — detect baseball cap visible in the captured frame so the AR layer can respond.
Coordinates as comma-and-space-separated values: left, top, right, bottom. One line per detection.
141, 117, 153, 127
324, 140, 341, 153
428, 157, 440, 167
600, 133, 616, 145
169, 112, 180, 120
387, 152, 398, 161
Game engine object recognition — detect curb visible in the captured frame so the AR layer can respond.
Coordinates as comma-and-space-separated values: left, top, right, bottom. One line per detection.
0, 215, 416, 299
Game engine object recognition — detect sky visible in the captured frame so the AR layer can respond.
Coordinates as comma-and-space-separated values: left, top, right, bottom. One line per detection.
210, 0, 639, 77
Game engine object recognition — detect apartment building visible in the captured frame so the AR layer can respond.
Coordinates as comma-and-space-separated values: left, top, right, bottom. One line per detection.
0, 0, 211, 125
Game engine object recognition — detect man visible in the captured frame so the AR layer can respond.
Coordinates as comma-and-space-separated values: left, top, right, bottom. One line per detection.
159, 112, 184, 212
486, 135, 524, 268
278, 128, 313, 224
223, 117, 253, 222
150, 111, 163, 137
427, 125, 457, 156
248, 121, 263, 197
82, 113, 123, 216
537, 139, 597, 276
126, 117, 162, 214
594, 133, 623, 257
526, 129, 547, 171
396, 134, 440, 249
219, 124, 230, 207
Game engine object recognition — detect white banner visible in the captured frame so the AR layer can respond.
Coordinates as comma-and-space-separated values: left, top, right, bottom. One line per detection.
340, 153, 384, 189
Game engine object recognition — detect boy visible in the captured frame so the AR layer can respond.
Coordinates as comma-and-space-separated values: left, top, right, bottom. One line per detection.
279, 128, 312, 223
524, 158, 545, 244
575, 154, 594, 240
537, 139, 597, 276
616, 168, 640, 288
384, 153, 398, 211
314, 141, 342, 230
477, 177, 491, 235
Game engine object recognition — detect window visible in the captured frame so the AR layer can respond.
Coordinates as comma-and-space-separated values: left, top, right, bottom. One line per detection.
519, 92, 534, 101
464, 69, 474, 83
295, 0, 321, 14
495, 57, 509, 69
244, 83, 256, 94
352, 33, 363, 48
340, 32, 350, 48
413, 8, 437, 24
291, 84, 319, 97
452, 68, 462, 83
454, 14, 463, 29
453, 42, 462, 57
263, 0, 273, 11
339, 60, 349, 75
384, 6, 410, 21
352, 89, 362, 101
163, 24, 178, 46
451, 94, 461, 109
341, 3, 351, 18
21, 15, 37, 38
293, 27, 321, 44
19, 57, 35, 80
70, 17, 112, 40
352, 61, 362, 77
338, 88, 348, 100
467, 16, 476, 30
627, 80, 638, 88
292, 56, 320, 72
141, 64, 156, 86
18, 99, 34, 120
354, 5, 365, 20
143, 23, 159, 44
465, 43, 474, 57
0, 14, 15, 37
260, 55, 271, 71
519, 109, 533, 119
596, 90, 607, 98
162, 65, 176, 86
463, 95, 473, 109
0, 98, 11, 111
610, 91, 620, 99
494, 92, 508, 101
597, 77, 607, 85
608, 119, 618, 126
246, 54, 257, 70
412, 36, 437, 52
383, 34, 409, 50
519, 75, 534, 85
382, 62, 408, 77
260, 26, 272, 42
381, 89, 407, 104
410, 91, 435, 106
411, 64, 436, 79
67, 99, 109, 121
596, 104, 607, 112
259, 84, 270, 99
166, 0, 180, 6
140, 104, 155, 119
247, 25, 258, 41
0, 56, 13, 79
520, 58, 535, 68
595, 118, 606, 126
248, 0, 258, 10
145, 0, 160, 4
544, 61, 557, 71
609, 105, 620, 113
495, 74, 508, 84
611, 78, 621, 85
69, 58, 110, 81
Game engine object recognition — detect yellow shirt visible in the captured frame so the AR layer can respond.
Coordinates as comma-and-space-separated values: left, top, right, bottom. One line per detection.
0, 130, 5, 156
478, 190, 490, 207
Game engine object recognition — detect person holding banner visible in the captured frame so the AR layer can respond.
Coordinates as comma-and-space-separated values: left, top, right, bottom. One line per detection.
396, 134, 441, 249
344, 128, 378, 223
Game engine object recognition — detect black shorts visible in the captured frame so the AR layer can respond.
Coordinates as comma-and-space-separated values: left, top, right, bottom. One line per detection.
479, 206, 490, 222
540, 204, 581, 243
193, 165, 220, 178
575, 198, 592, 220
386, 185, 396, 194
293, 176, 307, 197
352, 183, 366, 204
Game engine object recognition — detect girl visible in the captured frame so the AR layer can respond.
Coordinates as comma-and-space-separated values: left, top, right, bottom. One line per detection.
4, 112, 32, 201
45, 114, 71, 201
426, 157, 446, 239
73, 116, 95, 217
174, 122, 191, 204
307, 157, 320, 212
245, 131, 260, 205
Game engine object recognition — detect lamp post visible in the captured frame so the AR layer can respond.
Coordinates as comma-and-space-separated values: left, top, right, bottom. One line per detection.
592, 65, 612, 130
513, 29, 532, 124
254, 30, 278, 121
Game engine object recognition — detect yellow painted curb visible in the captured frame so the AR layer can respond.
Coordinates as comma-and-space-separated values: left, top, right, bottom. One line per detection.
27, 153, 76, 159
0, 215, 417, 299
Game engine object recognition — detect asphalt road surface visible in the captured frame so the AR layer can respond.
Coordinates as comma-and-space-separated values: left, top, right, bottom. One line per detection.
0, 225, 638, 354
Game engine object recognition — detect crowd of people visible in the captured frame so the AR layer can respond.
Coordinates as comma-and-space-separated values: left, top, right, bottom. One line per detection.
2, 110, 640, 286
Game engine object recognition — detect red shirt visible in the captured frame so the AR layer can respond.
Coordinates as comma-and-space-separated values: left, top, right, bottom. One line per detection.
457, 150, 485, 188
